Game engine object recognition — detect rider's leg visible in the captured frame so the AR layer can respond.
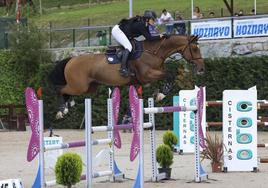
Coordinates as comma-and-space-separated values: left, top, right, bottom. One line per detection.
120, 49, 130, 76
112, 25, 132, 77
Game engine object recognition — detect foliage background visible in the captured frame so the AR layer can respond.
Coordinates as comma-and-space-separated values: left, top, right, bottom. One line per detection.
1, 37, 268, 130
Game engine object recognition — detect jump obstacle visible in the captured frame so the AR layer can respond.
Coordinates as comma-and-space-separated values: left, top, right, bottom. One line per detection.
205, 98, 268, 165
26, 86, 167, 187
141, 86, 207, 182
26, 86, 207, 187
26, 87, 140, 188
173, 87, 268, 171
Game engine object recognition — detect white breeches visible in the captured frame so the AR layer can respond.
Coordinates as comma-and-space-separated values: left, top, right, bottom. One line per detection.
112, 24, 132, 52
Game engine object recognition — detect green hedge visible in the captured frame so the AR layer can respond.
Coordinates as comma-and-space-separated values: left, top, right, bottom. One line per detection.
0, 51, 25, 104
1, 50, 268, 130
194, 56, 268, 129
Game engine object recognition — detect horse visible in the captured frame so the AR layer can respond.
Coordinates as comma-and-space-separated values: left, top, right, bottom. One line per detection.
49, 35, 205, 119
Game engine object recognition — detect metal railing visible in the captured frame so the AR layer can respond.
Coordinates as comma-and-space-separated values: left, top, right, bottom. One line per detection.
44, 14, 268, 48
2, 14, 268, 49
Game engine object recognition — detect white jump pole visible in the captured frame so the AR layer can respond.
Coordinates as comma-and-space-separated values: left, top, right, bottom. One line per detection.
39, 100, 45, 188
139, 99, 144, 188
85, 99, 92, 188
148, 98, 166, 181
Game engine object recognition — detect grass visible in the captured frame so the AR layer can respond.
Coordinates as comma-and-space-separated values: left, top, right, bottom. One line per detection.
1, 0, 268, 28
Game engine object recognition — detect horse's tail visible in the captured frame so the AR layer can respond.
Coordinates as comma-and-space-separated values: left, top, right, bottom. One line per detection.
49, 57, 72, 86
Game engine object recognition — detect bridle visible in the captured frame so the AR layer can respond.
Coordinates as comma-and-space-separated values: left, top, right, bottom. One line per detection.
179, 39, 203, 63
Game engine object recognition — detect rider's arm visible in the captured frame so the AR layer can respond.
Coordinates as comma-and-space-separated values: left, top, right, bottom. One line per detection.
138, 23, 162, 41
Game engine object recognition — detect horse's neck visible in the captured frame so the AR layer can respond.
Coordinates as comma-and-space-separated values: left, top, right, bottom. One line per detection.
143, 35, 187, 61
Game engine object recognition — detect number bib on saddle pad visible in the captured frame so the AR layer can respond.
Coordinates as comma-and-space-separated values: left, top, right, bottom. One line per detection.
105, 40, 143, 64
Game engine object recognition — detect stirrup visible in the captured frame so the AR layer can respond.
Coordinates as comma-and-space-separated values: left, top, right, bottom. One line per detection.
119, 68, 129, 77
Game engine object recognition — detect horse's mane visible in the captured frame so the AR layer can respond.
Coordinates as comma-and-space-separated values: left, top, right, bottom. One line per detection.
142, 34, 189, 51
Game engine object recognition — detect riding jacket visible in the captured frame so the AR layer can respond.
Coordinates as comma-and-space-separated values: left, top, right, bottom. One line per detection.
119, 17, 161, 41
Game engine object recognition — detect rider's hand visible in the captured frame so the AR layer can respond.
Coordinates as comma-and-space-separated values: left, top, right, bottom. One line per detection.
160, 33, 170, 39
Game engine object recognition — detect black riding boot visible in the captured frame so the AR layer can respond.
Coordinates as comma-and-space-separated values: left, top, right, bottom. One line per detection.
120, 49, 130, 77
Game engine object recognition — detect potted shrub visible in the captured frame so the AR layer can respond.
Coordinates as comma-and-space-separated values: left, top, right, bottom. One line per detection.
163, 130, 178, 151
201, 133, 225, 173
55, 152, 83, 188
156, 144, 173, 179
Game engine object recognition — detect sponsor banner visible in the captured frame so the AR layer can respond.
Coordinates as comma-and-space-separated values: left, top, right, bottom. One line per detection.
223, 87, 257, 171
234, 17, 268, 37
44, 137, 63, 169
191, 20, 232, 40
174, 87, 206, 153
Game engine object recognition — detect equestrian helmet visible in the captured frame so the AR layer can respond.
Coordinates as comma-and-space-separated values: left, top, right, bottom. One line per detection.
144, 10, 157, 20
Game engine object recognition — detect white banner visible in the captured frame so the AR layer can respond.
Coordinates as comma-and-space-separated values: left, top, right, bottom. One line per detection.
234, 17, 268, 37
223, 87, 257, 171
44, 137, 63, 169
191, 20, 232, 40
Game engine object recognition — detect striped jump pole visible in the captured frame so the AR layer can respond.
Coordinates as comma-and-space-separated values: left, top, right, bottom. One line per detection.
260, 158, 268, 163
207, 121, 268, 127
206, 100, 268, 107
144, 106, 197, 114
257, 144, 268, 148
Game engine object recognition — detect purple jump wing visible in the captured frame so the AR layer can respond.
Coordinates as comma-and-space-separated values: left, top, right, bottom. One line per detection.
25, 87, 40, 162
197, 87, 205, 148
129, 85, 140, 161
112, 87, 122, 149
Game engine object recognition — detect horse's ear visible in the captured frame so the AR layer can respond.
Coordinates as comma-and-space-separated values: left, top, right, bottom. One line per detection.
190, 35, 199, 43
189, 35, 200, 44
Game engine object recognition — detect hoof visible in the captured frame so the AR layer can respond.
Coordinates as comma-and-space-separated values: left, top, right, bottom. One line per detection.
63, 107, 69, 115
119, 69, 129, 77
56, 107, 69, 119
156, 93, 166, 102
56, 111, 64, 119
69, 100, 75, 107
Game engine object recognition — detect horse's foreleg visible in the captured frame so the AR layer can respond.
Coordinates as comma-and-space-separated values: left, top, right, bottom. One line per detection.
161, 71, 176, 95
156, 70, 177, 102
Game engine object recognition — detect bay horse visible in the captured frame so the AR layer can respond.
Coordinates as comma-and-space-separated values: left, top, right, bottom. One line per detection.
50, 35, 205, 119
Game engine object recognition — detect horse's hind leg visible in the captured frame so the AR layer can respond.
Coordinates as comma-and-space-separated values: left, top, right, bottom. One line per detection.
54, 84, 74, 119
56, 80, 91, 119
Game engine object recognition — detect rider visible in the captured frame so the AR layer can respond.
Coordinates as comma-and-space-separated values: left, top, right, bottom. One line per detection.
112, 10, 166, 77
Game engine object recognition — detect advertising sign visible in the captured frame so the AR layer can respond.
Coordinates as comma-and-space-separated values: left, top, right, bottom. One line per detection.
191, 20, 232, 40
223, 87, 257, 171
234, 17, 268, 37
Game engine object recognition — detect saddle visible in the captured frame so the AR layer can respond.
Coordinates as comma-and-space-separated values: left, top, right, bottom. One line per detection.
105, 40, 143, 64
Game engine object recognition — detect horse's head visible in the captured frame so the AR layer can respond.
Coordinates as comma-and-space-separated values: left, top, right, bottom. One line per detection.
177, 35, 205, 75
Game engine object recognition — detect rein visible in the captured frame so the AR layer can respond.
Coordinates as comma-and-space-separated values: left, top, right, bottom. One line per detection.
144, 38, 166, 61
